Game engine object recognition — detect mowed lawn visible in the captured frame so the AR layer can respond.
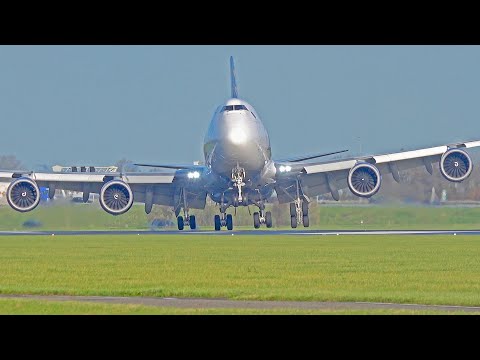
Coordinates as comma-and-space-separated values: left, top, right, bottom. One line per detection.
1, 235, 480, 306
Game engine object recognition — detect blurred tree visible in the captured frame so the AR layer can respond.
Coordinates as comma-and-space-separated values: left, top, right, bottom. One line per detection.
0, 155, 24, 170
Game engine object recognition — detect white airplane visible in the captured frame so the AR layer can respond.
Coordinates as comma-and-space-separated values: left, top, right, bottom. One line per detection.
1, 57, 479, 231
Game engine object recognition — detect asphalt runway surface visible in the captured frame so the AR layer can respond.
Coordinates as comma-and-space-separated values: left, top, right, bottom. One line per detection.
1, 294, 479, 312
2, 229, 480, 236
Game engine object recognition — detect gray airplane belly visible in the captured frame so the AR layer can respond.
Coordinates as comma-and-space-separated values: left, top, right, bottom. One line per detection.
209, 141, 266, 177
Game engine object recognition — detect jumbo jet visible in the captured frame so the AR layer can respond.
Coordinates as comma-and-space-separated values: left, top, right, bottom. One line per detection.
1, 57, 479, 231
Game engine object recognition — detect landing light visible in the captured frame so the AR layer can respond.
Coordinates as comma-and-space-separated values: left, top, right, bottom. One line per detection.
229, 127, 247, 145
188, 171, 200, 179
279, 165, 292, 173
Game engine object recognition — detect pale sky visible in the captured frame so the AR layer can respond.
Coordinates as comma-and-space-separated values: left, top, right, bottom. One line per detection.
1, 45, 480, 169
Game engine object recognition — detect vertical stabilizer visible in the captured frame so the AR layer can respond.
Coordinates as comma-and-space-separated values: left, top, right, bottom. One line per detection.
230, 56, 238, 98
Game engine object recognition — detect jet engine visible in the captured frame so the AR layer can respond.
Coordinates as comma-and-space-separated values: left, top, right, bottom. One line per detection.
439, 148, 473, 182
7, 178, 41, 212
99, 180, 134, 215
347, 163, 381, 198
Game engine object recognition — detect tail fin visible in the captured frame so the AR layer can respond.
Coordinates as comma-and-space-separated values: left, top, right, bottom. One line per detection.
230, 56, 238, 98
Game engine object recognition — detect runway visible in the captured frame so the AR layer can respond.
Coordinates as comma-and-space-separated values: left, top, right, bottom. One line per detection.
1, 229, 480, 236
1, 294, 479, 312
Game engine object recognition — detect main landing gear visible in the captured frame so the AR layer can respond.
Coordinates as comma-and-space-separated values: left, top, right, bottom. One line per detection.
253, 204, 272, 229
212, 166, 245, 231
213, 166, 274, 231
177, 211, 196, 230
214, 212, 233, 231
176, 187, 196, 230
289, 179, 309, 228
289, 199, 309, 228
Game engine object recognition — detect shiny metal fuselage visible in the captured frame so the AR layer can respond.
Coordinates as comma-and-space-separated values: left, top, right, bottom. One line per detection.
204, 98, 271, 179
203, 98, 273, 205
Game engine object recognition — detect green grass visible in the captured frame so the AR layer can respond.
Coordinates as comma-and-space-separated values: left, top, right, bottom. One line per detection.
0, 203, 149, 231
1, 203, 480, 231
2, 235, 480, 306
0, 298, 476, 315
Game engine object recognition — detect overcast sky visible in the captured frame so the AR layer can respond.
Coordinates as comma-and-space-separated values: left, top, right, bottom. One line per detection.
1, 45, 480, 169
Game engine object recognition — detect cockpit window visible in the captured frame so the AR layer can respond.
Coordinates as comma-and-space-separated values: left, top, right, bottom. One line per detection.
221, 105, 247, 113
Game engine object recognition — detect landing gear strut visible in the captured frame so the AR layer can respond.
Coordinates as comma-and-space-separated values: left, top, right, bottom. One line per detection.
232, 166, 246, 203
290, 179, 309, 228
176, 188, 196, 230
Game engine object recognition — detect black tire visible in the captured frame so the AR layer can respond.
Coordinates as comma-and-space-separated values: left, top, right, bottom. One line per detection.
189, 215, 196, 230
290, 203, 296, 217
214, 215, 221, 231
302, 201, 309, 216
177, 216, 184, 231
265, 211, 273, 228
253, 212, 260, 229
291, 215, 297, 228
226, 214, 233, 231
303, 215, 309, 227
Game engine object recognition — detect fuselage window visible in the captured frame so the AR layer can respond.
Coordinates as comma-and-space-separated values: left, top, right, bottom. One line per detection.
250, 111, 257, 118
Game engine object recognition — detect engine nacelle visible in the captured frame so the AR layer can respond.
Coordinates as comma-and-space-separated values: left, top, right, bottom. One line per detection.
7, 178, 41, 212
347, 162, 382, 198
440, 148, 473, 182
99, 180, 134, 215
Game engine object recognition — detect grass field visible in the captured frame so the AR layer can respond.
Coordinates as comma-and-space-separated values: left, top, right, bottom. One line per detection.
0, 298, 477, 315
1, 234, 480, 309
1, 203, 480, 231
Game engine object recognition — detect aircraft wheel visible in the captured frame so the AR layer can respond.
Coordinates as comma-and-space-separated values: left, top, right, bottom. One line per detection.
265, 211, 273, 228
177, 216, 184, 231
290, 215, 297, 229
226, 214, 233, 231
302, 201, 309, 216
189, 215, 196, 230
303, 215, 309, 227
253, 212, 260, 229
214, 215, 221, 231
290, 203, 296, 217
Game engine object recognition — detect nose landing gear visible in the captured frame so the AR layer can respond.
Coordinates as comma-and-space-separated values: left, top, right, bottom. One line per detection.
231, 166, 246, 203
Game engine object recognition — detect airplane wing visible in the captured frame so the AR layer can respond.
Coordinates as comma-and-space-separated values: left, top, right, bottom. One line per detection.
0, 167, 209, 216
274, 140, 480, 203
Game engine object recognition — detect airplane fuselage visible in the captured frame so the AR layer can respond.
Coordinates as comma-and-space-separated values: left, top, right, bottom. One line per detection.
203, 98, 273, 205
204, 98, 271, 180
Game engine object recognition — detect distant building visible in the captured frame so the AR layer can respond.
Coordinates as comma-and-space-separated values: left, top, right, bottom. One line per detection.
52, 165, 118, 173
49, 165, 118, 200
